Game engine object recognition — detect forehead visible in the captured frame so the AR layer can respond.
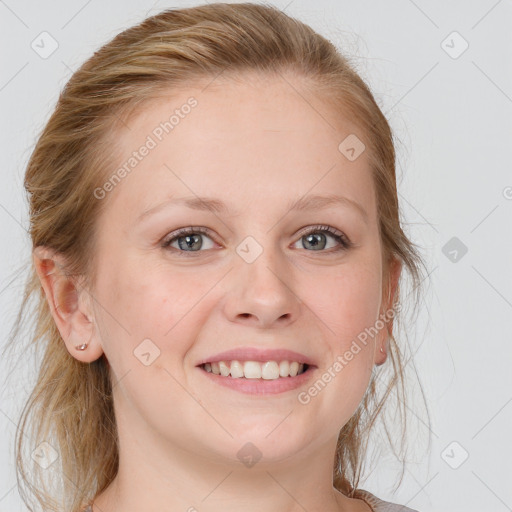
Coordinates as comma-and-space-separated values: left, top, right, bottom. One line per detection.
103, 73, 377, 222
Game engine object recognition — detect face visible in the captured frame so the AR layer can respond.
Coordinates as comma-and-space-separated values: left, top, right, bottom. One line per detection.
83, 72, 394, 468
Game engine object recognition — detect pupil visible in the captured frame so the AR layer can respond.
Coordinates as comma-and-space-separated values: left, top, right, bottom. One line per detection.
304, 233, 326, 250
179, 234, 202, 251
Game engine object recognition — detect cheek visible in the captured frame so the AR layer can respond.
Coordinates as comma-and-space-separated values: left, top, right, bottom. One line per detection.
95, 260, 211, 365
297, 267, 381, 421
306, 262, 382, 342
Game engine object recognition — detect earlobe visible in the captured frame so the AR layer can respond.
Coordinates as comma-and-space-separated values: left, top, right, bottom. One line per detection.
378, 344, 387, 365
32, 246, 104, 362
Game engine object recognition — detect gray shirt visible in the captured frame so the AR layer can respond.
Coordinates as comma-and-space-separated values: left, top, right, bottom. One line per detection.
354, 488, 420, 511
82, 490, 420, 512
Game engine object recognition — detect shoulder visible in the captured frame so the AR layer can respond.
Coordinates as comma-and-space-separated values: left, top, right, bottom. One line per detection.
353, 488, 420, 512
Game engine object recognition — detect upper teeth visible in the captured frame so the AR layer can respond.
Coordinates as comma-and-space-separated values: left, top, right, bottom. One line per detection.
203, 360, 306, 379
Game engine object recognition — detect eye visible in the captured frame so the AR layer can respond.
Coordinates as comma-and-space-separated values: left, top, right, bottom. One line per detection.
292, 225, 352, 253
161, 227, 216, 255
161, 224, 352, 256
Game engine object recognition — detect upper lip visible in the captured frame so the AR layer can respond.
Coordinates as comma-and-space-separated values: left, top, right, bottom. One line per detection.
196, 347, 317, 367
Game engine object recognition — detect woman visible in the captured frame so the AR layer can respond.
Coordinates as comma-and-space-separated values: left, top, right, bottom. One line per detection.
12, 3, 428, 511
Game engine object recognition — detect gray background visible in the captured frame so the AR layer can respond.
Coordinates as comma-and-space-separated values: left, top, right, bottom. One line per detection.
1, 1, 511, 511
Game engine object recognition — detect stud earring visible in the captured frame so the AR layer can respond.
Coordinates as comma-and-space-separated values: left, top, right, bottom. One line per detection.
380, 347, 384, 354
75, 343, 88, 351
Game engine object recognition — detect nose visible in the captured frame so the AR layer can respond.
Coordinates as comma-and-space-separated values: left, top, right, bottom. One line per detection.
222, 242, 302, 329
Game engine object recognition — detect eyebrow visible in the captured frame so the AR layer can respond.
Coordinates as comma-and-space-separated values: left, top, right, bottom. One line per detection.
136, 193, 369, 224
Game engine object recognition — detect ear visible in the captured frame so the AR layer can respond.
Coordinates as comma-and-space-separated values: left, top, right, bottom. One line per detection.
374, 255, 402, 366
32, 246, 104, 363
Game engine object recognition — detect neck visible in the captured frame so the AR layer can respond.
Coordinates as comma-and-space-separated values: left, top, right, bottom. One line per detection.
92, 422, 354, 512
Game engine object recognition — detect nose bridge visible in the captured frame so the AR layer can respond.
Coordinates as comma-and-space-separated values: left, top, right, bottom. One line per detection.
225, 233, 301, 326
238, 234, 289, 295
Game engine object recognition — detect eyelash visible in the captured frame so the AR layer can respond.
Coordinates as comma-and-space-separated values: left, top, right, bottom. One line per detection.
161, 225, 352, 256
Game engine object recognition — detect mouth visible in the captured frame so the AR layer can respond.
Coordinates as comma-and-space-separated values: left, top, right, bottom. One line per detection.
195, 347, 317, 394
199, 360, 313, 380
197, 359, 316, 395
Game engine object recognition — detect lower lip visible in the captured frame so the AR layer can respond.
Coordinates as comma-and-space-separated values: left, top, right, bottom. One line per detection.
197, 365, 316, 395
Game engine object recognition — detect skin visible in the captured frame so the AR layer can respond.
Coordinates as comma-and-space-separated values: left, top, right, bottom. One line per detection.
34, 71, 401, 512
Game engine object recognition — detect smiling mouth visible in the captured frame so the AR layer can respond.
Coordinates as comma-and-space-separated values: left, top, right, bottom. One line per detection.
199, 360, 311, 380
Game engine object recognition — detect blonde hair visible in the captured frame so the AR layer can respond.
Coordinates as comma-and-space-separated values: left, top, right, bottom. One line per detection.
5, 3, 430, 511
